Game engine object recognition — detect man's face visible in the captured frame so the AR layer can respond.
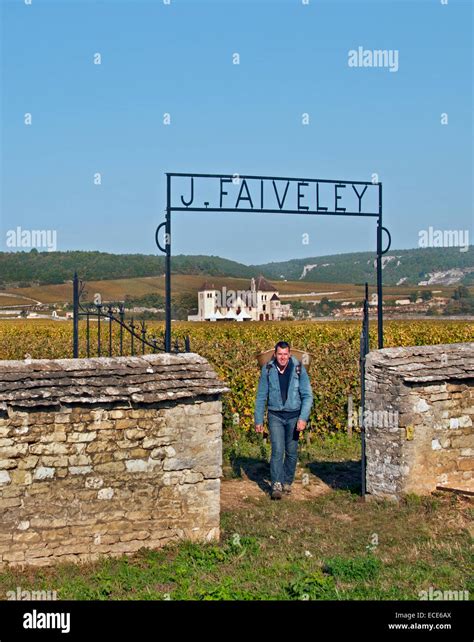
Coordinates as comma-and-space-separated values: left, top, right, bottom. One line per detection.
275, 347, 290, 368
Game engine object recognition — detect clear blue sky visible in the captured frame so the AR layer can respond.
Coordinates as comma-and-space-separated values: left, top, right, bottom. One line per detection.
1, 0, 472, 264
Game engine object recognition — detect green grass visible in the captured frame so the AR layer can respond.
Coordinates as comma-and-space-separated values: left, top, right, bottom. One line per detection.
0, 490, 471, 601
0, 435, 471, 601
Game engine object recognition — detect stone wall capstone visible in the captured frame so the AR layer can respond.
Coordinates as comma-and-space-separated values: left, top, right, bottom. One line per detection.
365, 342, 473, 500
0, 353, 229, 568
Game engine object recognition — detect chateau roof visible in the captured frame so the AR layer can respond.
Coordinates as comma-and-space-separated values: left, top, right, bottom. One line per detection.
198, 275, 278, 294
270, 293, 280, 301
198, 281, 217, 292
253, 275, 278, 292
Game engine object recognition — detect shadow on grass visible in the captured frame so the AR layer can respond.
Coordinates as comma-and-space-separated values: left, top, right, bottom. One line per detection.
307, 459, 362, 494
229, 452, 362, 496
229, 455, 271, 494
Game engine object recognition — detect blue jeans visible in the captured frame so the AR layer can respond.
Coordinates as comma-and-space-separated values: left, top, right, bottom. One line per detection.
267, 413, 300, 485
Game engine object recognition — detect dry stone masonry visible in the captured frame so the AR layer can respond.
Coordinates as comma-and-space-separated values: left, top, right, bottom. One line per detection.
0, 353, 229, 568
365, 342, 473, 500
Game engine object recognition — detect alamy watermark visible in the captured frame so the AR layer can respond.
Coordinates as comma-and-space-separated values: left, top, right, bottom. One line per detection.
5, 226, 57, 251
418, 226, 469, 252
366, 533, 379, 553
418, 586, 469, 601
348, 46, 399, 73
210, 287, 258, 308
347, 395, 399, 429
23, 610, 70, 634
6, 586, 57, 600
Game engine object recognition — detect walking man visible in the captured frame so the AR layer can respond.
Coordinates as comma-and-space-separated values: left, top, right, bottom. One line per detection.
254, 341, 314, 499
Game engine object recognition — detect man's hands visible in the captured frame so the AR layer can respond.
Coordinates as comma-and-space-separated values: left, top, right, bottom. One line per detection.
255, 420, 307, 432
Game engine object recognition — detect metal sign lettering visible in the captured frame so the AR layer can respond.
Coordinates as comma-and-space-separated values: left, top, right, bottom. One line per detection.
156, 172, 391, 353
170, 173, 380, 217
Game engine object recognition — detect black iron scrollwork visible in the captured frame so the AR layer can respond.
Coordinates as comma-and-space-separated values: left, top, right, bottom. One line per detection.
72, 273, 190, 358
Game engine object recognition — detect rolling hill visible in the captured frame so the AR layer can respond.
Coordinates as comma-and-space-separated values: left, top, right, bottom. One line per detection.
0, 246, 472, 289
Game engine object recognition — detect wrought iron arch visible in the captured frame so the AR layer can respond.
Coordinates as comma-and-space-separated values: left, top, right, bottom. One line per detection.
156, 172, 391, 351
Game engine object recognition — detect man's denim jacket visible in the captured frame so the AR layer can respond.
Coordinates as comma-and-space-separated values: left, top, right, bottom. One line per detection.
254, 355, 314, 425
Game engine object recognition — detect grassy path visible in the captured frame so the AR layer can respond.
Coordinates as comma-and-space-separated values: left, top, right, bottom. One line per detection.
0, 437, 471, 601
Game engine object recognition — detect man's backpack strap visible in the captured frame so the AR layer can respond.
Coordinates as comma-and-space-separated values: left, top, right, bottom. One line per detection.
266, 361, 273, 387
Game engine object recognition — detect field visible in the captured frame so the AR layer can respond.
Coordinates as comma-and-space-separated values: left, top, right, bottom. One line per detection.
0, 319, 472, 438
0, 435, 472, 600
0, 319, 472, 603
2, 274, 462, 306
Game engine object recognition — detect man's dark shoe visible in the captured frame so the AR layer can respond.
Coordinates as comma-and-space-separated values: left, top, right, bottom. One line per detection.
282, 483, 292, 495
271, 482, 283, 500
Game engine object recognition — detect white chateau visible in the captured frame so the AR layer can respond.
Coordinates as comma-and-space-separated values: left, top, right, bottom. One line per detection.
187, 275, 292, 322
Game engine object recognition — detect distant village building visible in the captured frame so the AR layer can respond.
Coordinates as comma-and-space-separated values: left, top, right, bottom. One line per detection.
188, 275, 292, 322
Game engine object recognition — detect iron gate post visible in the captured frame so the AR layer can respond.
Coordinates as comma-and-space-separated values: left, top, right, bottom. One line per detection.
73, 272, 79, 358
165, 174, 171, 353
376, 183, 383, 349
360, 282, 369, 497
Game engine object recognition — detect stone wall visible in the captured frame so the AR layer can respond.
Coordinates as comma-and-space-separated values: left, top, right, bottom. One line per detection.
0, 353, 229, 568
365, 342, 473, 499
